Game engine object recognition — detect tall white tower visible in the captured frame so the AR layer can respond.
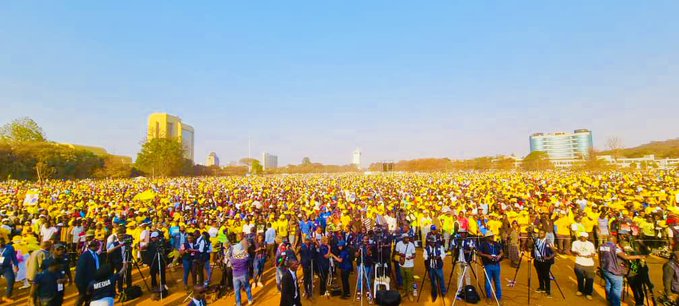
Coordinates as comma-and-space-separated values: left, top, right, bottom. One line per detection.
352, 148, 362, 168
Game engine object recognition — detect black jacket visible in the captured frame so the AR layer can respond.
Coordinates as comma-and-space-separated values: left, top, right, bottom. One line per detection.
280, 269, 302, 306
75, 251, 99, 291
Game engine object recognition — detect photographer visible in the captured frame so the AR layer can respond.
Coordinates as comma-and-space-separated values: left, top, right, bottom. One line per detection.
449, 229, 474, 296
423, 235, 447, 299
477, 231, 503, 302
106, 227, 132, 294
196, 231, 213, 287
529, 228, 557, 298
144, 231, 169, 291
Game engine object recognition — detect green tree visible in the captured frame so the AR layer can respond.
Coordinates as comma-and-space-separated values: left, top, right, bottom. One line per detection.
522, 151, 554, 171
0, 117, 47, 143
301, 157, 312, 165
135, 138, 186, 177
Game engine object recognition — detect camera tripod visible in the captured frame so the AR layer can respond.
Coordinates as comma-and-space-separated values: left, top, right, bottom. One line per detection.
353, 244, 373, 305
442, 239, 485, 299
119, 246, 151, 304
451, 249, 501, 306
149, 245, 168, 302
622, 262, 657, 306
508, 237, 565, 305
417, 246, 447, 305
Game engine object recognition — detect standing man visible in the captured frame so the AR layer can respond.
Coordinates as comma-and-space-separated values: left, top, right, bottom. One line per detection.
27, 241, 52, 287
331, 240, 352, 299
106, 227, 132, 294
144, 231, 168, 293
298, 236, 315, 299
265, 223, 277, 259
423, 236, 447, 300
231, 236, 254, 306
572, 232, 596, 300
599, 235, 645, 306
280, 258, 302, 306
42, 243, 72, 305
395, 233, 416, 302
0, 238, 19, 303
450, 229, 474, 296
477, 231, 503, 303
75, 240, 100, 306
532, 229, 557, 297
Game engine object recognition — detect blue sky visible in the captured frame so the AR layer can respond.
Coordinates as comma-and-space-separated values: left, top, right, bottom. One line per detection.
1, 1, 678, 166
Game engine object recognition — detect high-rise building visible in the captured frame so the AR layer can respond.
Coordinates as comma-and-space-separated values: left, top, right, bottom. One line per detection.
147, 113, 195, 161
206, 152, 220, 167
352, 148, 362, 168
529, 129, 593, 160
262, 152, 278, 170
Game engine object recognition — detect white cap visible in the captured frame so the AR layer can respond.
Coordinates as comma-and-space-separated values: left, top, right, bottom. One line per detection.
579, 232, 589, 238
151, 232, 159, 238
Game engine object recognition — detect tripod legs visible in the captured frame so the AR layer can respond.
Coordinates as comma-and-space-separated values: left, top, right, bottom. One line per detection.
549, 271, 566, 299
417, 267, 429, 302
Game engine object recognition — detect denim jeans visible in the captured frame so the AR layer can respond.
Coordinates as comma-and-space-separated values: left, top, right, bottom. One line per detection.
603, 270, 623, 306
357, 264, 373, 293
484, 264, 502, 300
233, 275, 253, 306
0, 268, 15, 298
429, 268, 446, 296
254, 257, 266, 280
574, 264, 594, 295
182, 259, 194, 286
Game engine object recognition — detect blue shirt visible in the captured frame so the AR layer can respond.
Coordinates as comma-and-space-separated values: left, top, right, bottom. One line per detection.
265, 228, 276, 244
0, 244, 19, 268
300, 221, 311, 237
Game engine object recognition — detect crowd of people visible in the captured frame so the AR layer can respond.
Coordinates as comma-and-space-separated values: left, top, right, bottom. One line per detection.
0, 171, 678, 306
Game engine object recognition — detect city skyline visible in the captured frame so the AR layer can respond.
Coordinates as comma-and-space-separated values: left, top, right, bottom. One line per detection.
2, 2, 679, 166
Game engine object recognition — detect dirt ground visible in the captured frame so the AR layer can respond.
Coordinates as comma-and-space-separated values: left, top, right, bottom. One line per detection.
0, 250, 667, 306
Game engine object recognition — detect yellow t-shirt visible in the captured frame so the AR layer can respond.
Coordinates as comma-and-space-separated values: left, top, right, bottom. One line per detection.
487, 220, 502, 236
554, 217, 571, 236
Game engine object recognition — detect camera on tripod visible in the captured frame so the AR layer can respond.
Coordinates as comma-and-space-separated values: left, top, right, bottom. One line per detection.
120, 234, 134, 247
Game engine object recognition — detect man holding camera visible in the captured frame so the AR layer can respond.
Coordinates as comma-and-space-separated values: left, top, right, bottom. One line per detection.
144, 231, 169, 292
106, 227, 132, 294
477, 231, 503, 303
450, 228, 474, 297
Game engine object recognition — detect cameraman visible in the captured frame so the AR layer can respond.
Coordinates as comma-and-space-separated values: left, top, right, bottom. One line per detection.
424, 236, 447, 299
106, 227, 132, 294
530, 228, 557, 298
144, 231, 169, 291
449, 229, 474, 296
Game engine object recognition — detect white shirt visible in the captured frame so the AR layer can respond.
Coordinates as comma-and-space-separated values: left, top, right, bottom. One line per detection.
208, 226, 219, 238
71, 226, 84, 243
395, 241, 416, 268
385, 215, 397, 232
571, 239, 596, 266
40, 226, 57, 242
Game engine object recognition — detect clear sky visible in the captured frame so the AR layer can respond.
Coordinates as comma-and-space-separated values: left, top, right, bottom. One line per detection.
1, 1, 678, 166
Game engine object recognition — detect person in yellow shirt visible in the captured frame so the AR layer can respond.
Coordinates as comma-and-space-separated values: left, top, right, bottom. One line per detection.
553, 213, 572, 254
277, 216, 289, 242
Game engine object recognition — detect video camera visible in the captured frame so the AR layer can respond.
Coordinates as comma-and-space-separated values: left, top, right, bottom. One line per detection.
120, 234, 134, 247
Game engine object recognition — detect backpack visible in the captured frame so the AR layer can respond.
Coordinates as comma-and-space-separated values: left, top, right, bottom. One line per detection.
121, 285, 142, 301
463, 285, 480, 304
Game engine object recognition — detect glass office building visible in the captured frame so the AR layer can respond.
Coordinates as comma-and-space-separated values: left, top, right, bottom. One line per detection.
529, 129, 593, 160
